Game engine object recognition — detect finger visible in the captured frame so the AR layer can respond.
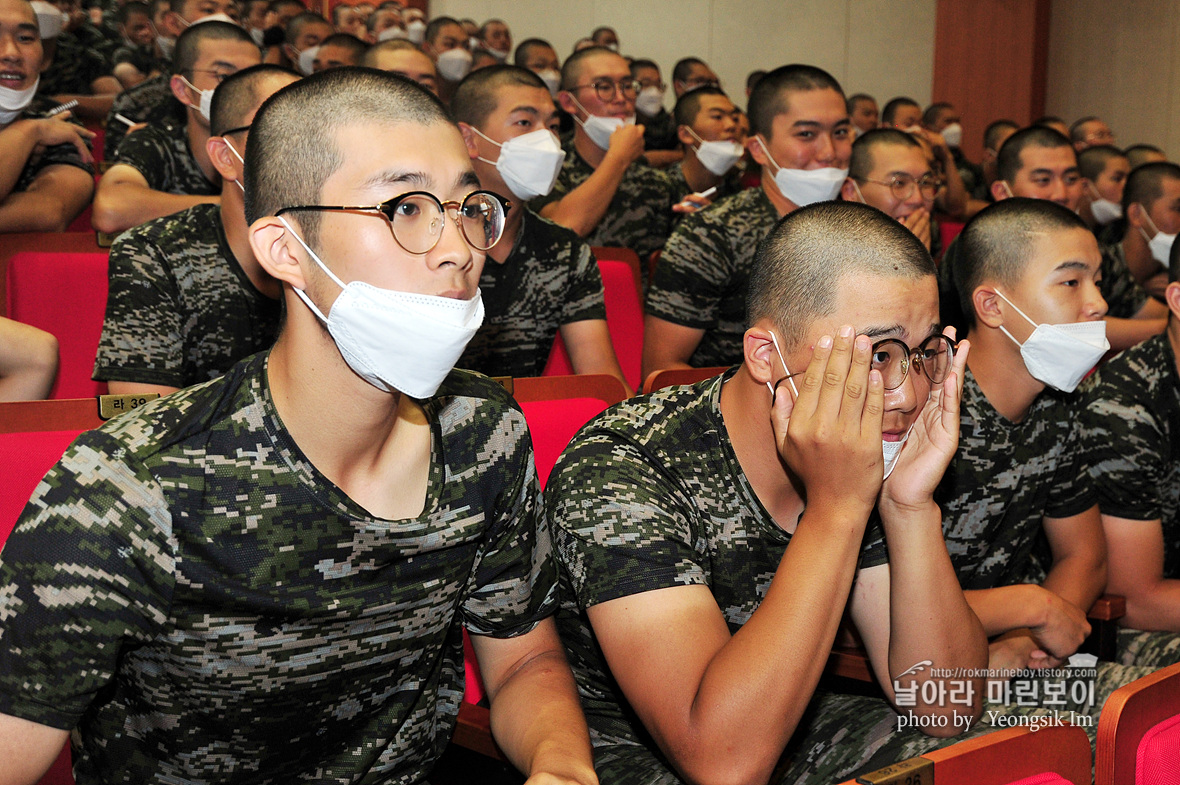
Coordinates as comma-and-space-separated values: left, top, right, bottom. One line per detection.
791, 332, 833, 422
769, 374, 798, 450
862, 367, 884, 444
812, 325, 856, 423
840, 333, 872, 421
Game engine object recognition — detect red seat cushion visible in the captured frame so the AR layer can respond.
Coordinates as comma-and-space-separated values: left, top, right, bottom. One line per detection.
520, 397, 611, 489
1137, 712, 1180, 785
1003, 774, 1074, 785
0, 429, 83, 546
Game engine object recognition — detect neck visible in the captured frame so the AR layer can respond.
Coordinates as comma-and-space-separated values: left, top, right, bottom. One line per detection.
573, 126, 607, 169
965, 325, 1044, 423
488, 198, 524, 265
187, 117, 217, 184
1121, 228, 1159, 284
220, 193, 281, 299
759, 166, 798, 218
680, 150, 721, 194
718, 365, 805, 530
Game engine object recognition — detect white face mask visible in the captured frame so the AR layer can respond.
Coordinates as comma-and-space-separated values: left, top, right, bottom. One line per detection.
190, 12, 240, 26
156, 33, 175, 59
757, 136, 847, 207
485, 46, 509, 62
405, 18, 425, 43
279, 216, 485, 398
30, 1, 65, 38
687, 127, 743, 176
377, 25, 406, 42
179, 76, 213, 121
436, 46, 472, 82
1088, 183, 1122, 225
537, 68, 560, 98
293, 44, 318, 76
1138, 208, 1176, 269
0, 76, 39, 125
766, 331, 907, 479
248, 26, 264, 46
570, 94, 634, 150
940, 122, 963, 148
995, 290, 1109, 392
634, 85, 663, 117
473, 126, 564, 201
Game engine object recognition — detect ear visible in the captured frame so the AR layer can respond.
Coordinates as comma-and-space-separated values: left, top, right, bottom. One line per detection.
250, 216, 309, 291
456, 122, 481, 160
990, 179, 1010, 202
840, 177, 860, 202
746, 135, 768, 167
1127, 201, 1146, 229
205, 136, 239, 181
1166, 281, 1180, 320
169, 73, 193, 106
743, 323, 778, 387
676, 124, 695, 147
972, 286, 1005, 329
556, 90, 578, 116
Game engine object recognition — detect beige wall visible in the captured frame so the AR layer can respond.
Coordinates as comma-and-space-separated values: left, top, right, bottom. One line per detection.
431, 0, 936, 113
1047, 0, 1177, 157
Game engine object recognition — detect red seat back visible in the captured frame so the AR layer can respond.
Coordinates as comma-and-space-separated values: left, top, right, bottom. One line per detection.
1137, 714, 1180, 785
0, 429, 84, 545
1098, 661, 1180, 785
6, 252, 110, 399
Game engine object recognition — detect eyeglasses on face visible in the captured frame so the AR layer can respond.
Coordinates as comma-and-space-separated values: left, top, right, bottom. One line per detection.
858, 173, 941, 201
870, 334, 957, 390
571, 78, 641, 101
276, 190, 512, 254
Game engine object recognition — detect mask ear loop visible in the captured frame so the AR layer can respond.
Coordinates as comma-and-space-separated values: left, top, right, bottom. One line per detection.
469, 125, 504, 166
992, 289, 1038, 348
278, 215, 347, 324
765, 331, 799, 405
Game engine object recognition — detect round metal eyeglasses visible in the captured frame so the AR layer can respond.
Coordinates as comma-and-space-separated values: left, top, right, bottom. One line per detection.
276, 190, 512, 254
858, 173, 941, 201
871, 334, 957, 390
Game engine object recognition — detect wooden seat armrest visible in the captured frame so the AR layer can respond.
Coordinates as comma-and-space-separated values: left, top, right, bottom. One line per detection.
1087, 594, 1125, 621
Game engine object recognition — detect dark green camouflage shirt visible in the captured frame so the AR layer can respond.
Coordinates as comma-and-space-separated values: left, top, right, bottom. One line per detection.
529, 134, 678, 264
13, 96, 94, 192
1098, 240, 1151, 319
645, 187, 778, 367
663, 161, 743, 206
0, 354, 556, 784
1081, 334, 1180, 577
640, 107, 677, 151
104, 75, 184, 158
548, 371, 887, 754
112, 118, 218, 195
935, 369, 1096, 590
93, 203, 280, 388
458, 207, 606, 378
36, 29, 108, 97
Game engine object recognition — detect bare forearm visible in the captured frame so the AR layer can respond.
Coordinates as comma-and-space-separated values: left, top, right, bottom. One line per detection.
0, 187, 87, 233
0, 124, 43, 198
1042, 552, 1105, 614
539, 155, 630, 237
964, 585, 1046, 636
488, 649, 597, 785
1104, 316, 1166, 351
49, 93, 116, 124
1118, 579, 1180, 632
94, 184, 217, 234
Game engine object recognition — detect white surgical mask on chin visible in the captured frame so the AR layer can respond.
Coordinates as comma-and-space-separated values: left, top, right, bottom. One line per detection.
765, 331, 908, 479
436, 47, 473, 82
1088, 183, 1122, 225
687, 127, 743, 176
994, 290, 1109, 392
156, 33, 175, 59
537, 68, 560, 98
634, 85, 663, 117
757, 136, 847, 207
0, 76, 39, 125
570, 94, 634, 150
940, 122, 963, 148
294, 44, 318, 76
473, 126, 564, 200
278, 216, 485, 398
180, 76, 213, 121
377, 25, 407, 42
1138, 208, 1177, 269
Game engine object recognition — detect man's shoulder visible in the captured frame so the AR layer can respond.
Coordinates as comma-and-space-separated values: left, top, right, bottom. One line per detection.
668, 187, 773, 246
520, 205, 587, 255
1087, 334, 1175, 412
113, 203, 220, 255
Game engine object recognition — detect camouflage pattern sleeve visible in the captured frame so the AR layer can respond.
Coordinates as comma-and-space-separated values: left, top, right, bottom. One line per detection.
0, 429, 175, 730
103, 75, 176, 158
646, 206, 732, 331
1099, 241, 1150, 319
561, 239, 607, 325
112, 123, 217, 195
458, 382, 559, 638
12, 98, 94, 191
1043, 401, 1099, 520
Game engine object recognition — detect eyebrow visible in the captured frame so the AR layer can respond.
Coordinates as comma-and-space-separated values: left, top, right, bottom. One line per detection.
861, 323, 906, 341
362, 169, 432, 191
509, 105, 540, 116
457, 170, 481, 190
1054, 260, 1094, 273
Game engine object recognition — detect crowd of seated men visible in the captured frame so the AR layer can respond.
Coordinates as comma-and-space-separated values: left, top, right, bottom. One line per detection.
2, 1, 1180, 784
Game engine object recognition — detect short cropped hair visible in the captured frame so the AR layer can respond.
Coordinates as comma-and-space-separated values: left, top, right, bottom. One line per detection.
673, 85, 727, 129
983, 119, 1019, 152
245, 67, 449, 249
513, 37, 553, 68
1069, 116, 1099, 144
209, 62, 296, 136
117, 1, 150, 25
423, 15, 459, 46
319, 32, 367, 61
747, 63, 843, 140
747, 201, 933, 343
590, 26, 614, 42
1125, 143, 1166, 169
672, 56, 706, 85
362, 37, 420, 64
451, 64, 546, 128
1122, 161, 1180, 215
996, 125, 1072, 184
954, 198, 1088, 330
629, 58, 658, 77
1077, 145, 1126, 183
880, 96, 918, 126
1034, 115, 1065, 127
845, 92, 874, 115
922, 101, 953, 127
174, 19, 253, 75
284, 11, 326, 45
560, 44, 616, 91
268, 0, 302, 14
848, 128, 922, 180
746, 69, 765, 93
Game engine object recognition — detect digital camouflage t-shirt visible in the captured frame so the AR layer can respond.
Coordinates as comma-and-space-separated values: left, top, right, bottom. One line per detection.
0, 354, 556, 784
548, 372, 887, 774
645, 187, 779, 368
1097, 240, 1150, 320
104, 76, 184, 158
935, 369, 1096, 589
1082, 334, 1180, 576
13, 97, 94, 191
111, 118, 217, 195
529, 135, 679, 267
458, 207, 606, 378
93, 203, 281, 388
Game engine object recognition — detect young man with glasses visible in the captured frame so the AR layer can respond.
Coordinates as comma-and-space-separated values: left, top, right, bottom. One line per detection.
643, 63, 853, 378
531, 45, 679, 271
93, 19, 260, 234
549, 200, 987, 785
842, 128, 939, 252
93, 64, 294, 397
0, 67, 598, 785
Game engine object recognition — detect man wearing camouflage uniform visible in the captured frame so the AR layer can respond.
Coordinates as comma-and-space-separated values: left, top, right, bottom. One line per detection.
0, 68, 597, 785
643, 64, 852, 379
452, 65, 628, 389
530, 46, 679, 279
1081, 234, 1180, 667
93, 64, 293, 396
550, 201, 988, 785
93, 19, 259, 234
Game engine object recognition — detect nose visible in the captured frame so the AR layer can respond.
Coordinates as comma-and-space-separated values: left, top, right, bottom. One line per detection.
1048, 176, 1067, 205
813, 131, 836, 166
0, 33, 20, 60
426, 203, 475, 272
884, 365, 923, 417
1085, 280, 1109, 320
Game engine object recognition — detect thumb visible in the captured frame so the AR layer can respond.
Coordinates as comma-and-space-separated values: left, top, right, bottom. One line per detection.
769, 377, 797, 446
